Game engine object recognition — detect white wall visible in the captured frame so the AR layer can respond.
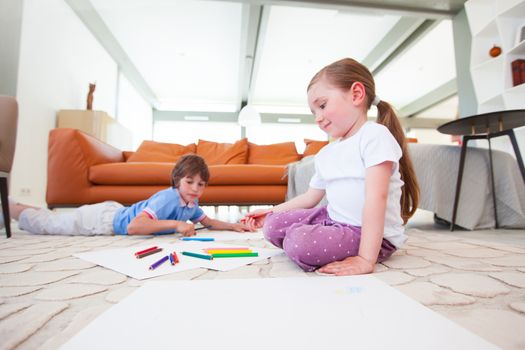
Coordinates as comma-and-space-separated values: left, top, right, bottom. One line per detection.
12, 0, 117, 206
0, 0, 23, 97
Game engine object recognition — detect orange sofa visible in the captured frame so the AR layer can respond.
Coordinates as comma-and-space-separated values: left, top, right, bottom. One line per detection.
46, 128, 328, 208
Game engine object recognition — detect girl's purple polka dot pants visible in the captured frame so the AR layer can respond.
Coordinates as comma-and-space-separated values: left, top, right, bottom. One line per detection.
263, 206, 396, 272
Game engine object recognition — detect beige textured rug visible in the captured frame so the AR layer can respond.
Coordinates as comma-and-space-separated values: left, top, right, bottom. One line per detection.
0, 226, 524, 349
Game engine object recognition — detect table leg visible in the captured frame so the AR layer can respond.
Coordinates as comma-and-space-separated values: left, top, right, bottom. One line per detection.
487, 137, 498, 228
0, 177, 11, 238
451, 139, 469, 231
507, 129, 525, 183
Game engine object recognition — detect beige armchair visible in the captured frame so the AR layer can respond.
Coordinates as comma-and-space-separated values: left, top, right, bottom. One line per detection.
0, 96, 18, 238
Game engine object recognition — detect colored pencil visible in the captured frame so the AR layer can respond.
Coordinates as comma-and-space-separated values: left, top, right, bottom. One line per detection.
211, 252, 259, 258
182, 251, 213, 260
134, 246, 157, 257
169, 253, 176, 265
195, 225, 212, 231
172, 251, 179, 263
205, 249, 253, 254
181, 237, 215, 241
149, 255, 169, 270
203, 247, 249, 252
136, 247, 162, 259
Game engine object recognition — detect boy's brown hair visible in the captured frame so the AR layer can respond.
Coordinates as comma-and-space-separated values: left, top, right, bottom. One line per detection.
171, 154, 210, 188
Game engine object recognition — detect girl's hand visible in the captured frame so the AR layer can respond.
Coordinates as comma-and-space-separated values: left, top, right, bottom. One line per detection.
230, 222, 255, 232
240, 209, 273, 230
318, 256, 375, 276
176, 222, 196, 236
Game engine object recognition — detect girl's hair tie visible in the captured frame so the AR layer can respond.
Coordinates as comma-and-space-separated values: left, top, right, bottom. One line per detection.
372, 96, 381, 106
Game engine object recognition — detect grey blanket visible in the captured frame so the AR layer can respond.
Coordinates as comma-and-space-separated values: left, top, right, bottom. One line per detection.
286, 144, 525, 230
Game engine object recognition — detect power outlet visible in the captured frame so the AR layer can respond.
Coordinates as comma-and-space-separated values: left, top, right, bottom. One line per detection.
19, 188, 31, 196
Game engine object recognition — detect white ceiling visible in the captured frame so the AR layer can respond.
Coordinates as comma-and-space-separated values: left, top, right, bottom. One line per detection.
252, 6, 400, 112
77, 0, 463, 119
92, 0, 243, 111
376, 20, 457, 107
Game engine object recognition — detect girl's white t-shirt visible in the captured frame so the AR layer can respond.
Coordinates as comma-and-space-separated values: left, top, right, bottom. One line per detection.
309, 121, 406, 248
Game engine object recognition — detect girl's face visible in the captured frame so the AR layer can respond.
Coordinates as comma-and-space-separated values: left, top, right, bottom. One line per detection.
178, 174, 206, 204
307, 78, 366, 139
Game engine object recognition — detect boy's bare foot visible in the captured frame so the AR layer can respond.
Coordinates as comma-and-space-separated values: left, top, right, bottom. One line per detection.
8, 200, 40, 221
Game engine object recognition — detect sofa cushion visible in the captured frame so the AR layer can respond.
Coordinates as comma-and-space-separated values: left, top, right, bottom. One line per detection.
90, 163, 287, 185
248, 142, 301, 165
208, 164, 287, 185
122, 151, 135, 161
127, 140, 196, 163
196, 138, 248, 165
303, 139, 329, 157
90, 162, 174, 185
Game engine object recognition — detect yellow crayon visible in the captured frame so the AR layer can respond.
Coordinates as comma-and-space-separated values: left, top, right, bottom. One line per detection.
205, 249, 253, 254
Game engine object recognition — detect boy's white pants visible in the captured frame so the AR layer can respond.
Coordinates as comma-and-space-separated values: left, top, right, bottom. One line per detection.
18, 201, 123, 235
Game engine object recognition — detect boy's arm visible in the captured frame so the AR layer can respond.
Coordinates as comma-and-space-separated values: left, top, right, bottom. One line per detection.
127, 213, 195, 236
199, 216, 254, 232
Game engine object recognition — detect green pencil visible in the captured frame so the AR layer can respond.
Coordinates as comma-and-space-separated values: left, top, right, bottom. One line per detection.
182, 251, 213, 260
211, 252, 259, 258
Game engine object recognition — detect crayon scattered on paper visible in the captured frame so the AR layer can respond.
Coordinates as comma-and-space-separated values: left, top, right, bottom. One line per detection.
182, 251, 213, 260
134, 246, 157, 257
211, 252, 259, 258
136, 248, 163, 259
205, 249, 253, 254
181, 237, 214, 242
149, 255, 169, 270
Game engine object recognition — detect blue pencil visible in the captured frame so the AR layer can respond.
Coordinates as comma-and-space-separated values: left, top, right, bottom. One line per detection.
181, 237, 215, 241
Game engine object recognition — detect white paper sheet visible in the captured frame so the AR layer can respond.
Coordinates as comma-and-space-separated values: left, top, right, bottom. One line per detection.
61, 276, 498, 350
74, 241, 282, 280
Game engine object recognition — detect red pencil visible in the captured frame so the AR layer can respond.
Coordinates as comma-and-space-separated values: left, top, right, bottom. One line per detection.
134, 246, 158, 257
172, 251, 180, 263
136, 248, 162, 259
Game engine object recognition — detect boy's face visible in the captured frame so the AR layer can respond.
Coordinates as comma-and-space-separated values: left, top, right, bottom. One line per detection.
178, 174, 206, 204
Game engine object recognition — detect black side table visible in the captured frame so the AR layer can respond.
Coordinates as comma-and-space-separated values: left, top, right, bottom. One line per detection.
437, 109, 525, 231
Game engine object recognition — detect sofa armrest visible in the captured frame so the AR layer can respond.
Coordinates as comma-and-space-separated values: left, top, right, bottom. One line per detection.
46, 128, 124, 206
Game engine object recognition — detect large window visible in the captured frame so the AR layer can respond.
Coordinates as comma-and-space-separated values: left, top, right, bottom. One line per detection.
153, 121, 241, 144
153, 119, 326, 153
246, 123, 327, 153
116, 73, 153, 149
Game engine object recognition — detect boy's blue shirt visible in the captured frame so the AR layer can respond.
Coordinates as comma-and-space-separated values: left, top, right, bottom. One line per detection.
112, 188, 205, 235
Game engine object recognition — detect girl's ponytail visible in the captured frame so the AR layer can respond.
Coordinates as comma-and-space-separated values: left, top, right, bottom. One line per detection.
376, 101, 420, 223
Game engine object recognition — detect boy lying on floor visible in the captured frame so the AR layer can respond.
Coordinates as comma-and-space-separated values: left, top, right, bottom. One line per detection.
3, 154, 253, 236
